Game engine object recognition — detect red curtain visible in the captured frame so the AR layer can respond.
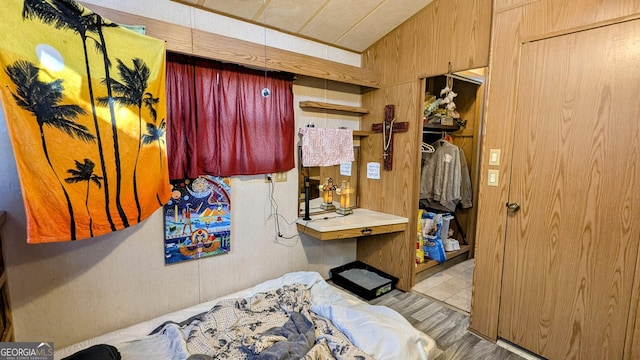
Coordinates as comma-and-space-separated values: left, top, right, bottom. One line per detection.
166, 53, 295, 179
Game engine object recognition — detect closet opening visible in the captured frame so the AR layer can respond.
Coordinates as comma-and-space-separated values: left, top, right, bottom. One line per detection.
412, 67, 486, 314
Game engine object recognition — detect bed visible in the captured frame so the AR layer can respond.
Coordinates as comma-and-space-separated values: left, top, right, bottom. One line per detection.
56, 271, 438, 360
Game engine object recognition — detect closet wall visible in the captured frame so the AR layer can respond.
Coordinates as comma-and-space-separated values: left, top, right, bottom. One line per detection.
358, 0, 492, 291
471, 0, 640, 358
413, 73, 483, 277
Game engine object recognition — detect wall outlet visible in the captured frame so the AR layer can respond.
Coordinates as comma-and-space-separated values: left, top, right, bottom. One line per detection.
274, 172, 287, 182
265, 172, 287, 183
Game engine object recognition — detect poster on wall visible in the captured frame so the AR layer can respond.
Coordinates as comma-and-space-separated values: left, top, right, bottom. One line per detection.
164, 176, 231, 264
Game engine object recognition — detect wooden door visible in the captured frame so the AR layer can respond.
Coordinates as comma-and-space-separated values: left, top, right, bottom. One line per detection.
498, 20, 640, 360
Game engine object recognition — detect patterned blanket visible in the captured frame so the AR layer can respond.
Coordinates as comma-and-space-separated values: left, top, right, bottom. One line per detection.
153, 283, 373, 360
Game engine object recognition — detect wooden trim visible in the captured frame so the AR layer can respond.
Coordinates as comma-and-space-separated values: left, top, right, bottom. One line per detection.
495, 0, 539, 14
297, 223, 406, 241
192, 30, 380, 88
299, 101, 370, 114
82, 3, 381, 88
415, 245, 471, 273
520, 13, 640, 44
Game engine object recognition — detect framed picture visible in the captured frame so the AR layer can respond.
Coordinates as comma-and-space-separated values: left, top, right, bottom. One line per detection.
163, 176, 231, 264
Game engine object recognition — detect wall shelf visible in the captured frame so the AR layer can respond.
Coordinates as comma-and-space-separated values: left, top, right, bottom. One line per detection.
353, 130, 372, 137
299, 101, 370, 115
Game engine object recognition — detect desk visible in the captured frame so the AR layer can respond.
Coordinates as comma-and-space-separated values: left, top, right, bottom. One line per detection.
296, 208, 408, 241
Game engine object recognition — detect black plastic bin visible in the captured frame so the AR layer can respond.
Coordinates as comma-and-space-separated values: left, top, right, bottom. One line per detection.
329, 261, 399, 300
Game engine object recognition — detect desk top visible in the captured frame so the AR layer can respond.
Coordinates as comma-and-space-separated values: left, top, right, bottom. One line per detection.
296, 208, 408, 233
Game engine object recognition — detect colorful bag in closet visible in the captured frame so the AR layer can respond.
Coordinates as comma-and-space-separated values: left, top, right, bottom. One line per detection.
422, 212, 446, 263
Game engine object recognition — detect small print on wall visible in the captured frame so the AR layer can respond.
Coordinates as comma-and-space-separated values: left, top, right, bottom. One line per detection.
164, 176, 231, 264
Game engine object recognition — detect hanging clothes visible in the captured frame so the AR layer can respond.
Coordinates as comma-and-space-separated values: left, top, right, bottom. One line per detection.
419, 140, 472, 212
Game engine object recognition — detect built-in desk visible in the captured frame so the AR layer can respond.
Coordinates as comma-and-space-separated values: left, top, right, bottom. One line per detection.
296, 208, 408, 241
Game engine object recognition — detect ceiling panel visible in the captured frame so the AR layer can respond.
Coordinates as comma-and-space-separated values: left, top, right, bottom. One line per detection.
200, 0, 264, 21
299, 0, 383, 45
335, 0, 433, 51
173, 0, 434, 53
261, 0, 327, 33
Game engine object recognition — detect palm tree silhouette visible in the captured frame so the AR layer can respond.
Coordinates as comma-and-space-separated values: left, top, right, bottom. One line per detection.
65, 159, 103, 237
142, 91, 165, 206
142, 117, 166, 206
100, 58, 153, 222
5, 60, 94, 240
22, 0, 118, 230
93, 13, 130, 227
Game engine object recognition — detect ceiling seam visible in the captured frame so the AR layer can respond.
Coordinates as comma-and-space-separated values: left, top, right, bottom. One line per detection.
333, 0, 387, 45
295, 0, 332, 33
252, 0, 271, 22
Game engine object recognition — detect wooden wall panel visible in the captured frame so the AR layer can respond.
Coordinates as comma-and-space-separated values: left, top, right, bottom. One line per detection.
415, 0, 454, 78
470, 0, 640, 342
358, 82, 422, 291
363, 0, 492, 86
359, 0, 491, 291
448, 0, 493, 73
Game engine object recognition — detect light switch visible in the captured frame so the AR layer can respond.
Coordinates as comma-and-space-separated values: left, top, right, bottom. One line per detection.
488, 169, 499, 186
489, 149, 501, 165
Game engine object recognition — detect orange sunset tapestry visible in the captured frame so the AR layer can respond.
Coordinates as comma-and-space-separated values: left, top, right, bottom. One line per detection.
0, 0, 171, 243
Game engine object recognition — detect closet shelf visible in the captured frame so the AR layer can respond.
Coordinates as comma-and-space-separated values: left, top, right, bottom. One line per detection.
415, 244, 470, 274
423, 123, 461, 132
299, 101, 370, 115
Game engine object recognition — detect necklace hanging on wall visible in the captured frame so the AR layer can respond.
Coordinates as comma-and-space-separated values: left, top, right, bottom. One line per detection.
261, 0, 270, 98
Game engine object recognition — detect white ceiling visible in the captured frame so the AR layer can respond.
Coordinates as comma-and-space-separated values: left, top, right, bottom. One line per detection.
172, 0, 434, 53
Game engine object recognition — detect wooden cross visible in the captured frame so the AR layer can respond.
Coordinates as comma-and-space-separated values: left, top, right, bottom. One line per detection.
372, 104, 409, 170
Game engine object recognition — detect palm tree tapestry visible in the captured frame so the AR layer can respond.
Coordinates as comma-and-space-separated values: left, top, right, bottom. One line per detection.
0, 0, 171, 243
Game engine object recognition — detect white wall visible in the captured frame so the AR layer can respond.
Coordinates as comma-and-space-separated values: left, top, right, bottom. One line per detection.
0, 0, 363, 348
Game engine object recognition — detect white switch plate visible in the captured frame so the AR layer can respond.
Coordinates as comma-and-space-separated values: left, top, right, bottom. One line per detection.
489, 149, 501, 165
488, 169, 499, 186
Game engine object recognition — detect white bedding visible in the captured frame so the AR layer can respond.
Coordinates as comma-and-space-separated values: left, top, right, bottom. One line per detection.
56, 271, 438, 359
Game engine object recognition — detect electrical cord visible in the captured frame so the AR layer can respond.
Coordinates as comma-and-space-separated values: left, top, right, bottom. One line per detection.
266, 177, 299, 245
266, 177, 344, 243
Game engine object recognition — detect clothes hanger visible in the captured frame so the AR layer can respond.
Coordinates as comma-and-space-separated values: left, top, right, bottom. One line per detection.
421, 142, 435, 153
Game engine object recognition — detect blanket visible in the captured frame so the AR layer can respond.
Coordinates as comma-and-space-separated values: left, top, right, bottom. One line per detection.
145, 283, 373, 360
0, 0, 170, 242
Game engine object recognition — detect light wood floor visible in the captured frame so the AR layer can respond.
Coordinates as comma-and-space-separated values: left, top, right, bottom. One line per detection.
368, 289, 527, 360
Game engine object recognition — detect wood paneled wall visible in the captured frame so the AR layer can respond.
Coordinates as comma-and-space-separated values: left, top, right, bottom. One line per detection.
81, 3, 381, 88
363, 0, 492, 87
470, 0, 640, 353
358, 0, 492, 291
